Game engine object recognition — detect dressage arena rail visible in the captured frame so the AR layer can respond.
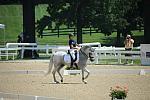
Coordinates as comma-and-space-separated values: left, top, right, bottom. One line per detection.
94, 50, 141, 64
1, 43, 142, 65
1, 42, 101, 59
1, 69, 150, 75
0, 92, 65, 100
0, 48, 21, 60
52, 47, 141, 64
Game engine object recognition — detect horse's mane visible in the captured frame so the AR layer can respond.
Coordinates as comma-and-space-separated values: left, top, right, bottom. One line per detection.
81, 45, 90, 51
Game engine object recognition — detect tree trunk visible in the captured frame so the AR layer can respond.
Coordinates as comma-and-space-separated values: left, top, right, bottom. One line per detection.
23, 0, 38, 58
77, 18, 82, 44
144, 0, 150, 43
116, 30, 121, 46
76, 0, 83, 44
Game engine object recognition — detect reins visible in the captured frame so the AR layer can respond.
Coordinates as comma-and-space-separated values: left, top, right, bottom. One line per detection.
80, 48, 89, 58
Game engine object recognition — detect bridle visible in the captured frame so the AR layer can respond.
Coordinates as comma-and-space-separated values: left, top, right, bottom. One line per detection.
80, 47, 94, 60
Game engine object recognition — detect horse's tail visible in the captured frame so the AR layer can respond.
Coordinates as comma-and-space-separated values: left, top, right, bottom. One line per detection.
45, 54, 54, 76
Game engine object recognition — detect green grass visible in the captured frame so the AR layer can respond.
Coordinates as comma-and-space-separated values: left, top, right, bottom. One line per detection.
0, 5, 23, 44
37, 30, 144, 47
0, 5, 48, 45
0, 5, 144, 47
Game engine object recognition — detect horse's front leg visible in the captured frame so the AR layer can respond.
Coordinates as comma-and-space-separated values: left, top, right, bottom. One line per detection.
81, 67, 87, 84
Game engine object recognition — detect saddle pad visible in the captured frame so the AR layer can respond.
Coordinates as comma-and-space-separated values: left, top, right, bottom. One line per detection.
55, 51, 66, 55
64, 53, 79, 64
64, 54, 71, 63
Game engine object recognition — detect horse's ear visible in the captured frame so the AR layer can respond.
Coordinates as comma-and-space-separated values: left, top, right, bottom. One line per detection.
90, 47, 95, 51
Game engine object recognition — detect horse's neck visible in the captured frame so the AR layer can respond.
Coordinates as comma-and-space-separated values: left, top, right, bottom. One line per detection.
79, 50, 88, 61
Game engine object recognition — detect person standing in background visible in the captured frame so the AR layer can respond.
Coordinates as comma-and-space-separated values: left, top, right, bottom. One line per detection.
124, 35, 134, 64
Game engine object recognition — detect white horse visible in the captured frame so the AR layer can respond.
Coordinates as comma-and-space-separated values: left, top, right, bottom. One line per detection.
45, 46, 95, 84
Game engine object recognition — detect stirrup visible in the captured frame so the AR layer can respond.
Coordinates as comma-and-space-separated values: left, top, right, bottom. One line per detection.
67, 50, 70, 54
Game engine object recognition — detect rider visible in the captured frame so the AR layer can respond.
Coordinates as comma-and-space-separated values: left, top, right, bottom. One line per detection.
68, 33, 80, 68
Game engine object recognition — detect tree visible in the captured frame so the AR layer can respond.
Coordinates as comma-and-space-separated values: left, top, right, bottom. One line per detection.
36, 0, 143, 45
109, 0, 143, 46
22, 0, 39, 58
45, 0, 96, 44
144, 0, 150, 43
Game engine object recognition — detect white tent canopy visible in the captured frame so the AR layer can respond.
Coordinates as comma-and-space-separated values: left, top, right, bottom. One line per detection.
0, 24, 5, 29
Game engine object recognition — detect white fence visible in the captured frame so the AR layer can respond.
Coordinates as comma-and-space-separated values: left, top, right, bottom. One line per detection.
95, 49, 141, 64
0, 43, 141, 64
79, 42, 101, 47
0, 92, 64, 100
0, 48, 21, 60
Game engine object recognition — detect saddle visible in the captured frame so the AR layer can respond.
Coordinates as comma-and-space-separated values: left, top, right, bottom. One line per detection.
64, 50, 79, 68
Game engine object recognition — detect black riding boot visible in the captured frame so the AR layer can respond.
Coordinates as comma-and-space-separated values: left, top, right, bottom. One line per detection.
74, 63, 78, 69
73, 50, 77, 62
73, 51, 78, 69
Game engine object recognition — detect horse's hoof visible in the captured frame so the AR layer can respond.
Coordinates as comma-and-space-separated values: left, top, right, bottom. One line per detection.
84, 82, 87, 84
83, 81, 87, 84
54, 81, 60, 84
61, 79, 63, 83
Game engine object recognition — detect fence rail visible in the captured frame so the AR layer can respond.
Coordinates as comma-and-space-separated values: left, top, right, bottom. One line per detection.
43, 27, 99, 37
0, 43, 142, 65
0, 92, 64, 100
95, 49, 141, 64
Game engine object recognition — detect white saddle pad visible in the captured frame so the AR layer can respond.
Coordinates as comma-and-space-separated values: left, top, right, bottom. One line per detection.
64, 53, 79, 63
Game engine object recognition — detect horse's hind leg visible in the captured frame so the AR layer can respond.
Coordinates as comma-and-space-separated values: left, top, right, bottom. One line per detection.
57, 65, 64, 83
52, 65, 59, 83
84, 68, 90, 80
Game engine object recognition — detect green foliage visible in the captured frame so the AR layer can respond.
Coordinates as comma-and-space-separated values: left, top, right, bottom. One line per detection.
0, 3, 143, 46
36, 0, 143, 39
36, 15, 51, 38
109, 85, 129, 99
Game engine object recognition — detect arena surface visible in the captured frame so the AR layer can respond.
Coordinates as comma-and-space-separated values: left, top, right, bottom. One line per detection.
0, 61, 150, 100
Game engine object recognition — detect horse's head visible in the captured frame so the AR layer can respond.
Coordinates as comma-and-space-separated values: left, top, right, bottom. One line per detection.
80, 46, 95, 62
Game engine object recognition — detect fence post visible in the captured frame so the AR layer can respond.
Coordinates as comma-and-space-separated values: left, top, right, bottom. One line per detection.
118, 52, 121, 64
95, 51, 99, 64
0, 50, 1, 60
46, 44, 49, 55
90, 27, 92, 36
74, 28, 76, 35
57, 27, 59, 38
6, 49, 8, 60
21, 47, 24, 59
35, 96, 38, 100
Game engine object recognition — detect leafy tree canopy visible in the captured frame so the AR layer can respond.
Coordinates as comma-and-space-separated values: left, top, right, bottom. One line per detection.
36, 0, 143, 41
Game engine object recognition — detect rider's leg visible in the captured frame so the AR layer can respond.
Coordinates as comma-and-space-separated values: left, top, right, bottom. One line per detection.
70, 54, 74, 67
68, 50, 74, 67
73, 50, 78, 69
71, 59, 73, 67
73, 50, 77, 62
74, 63, 78, 69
